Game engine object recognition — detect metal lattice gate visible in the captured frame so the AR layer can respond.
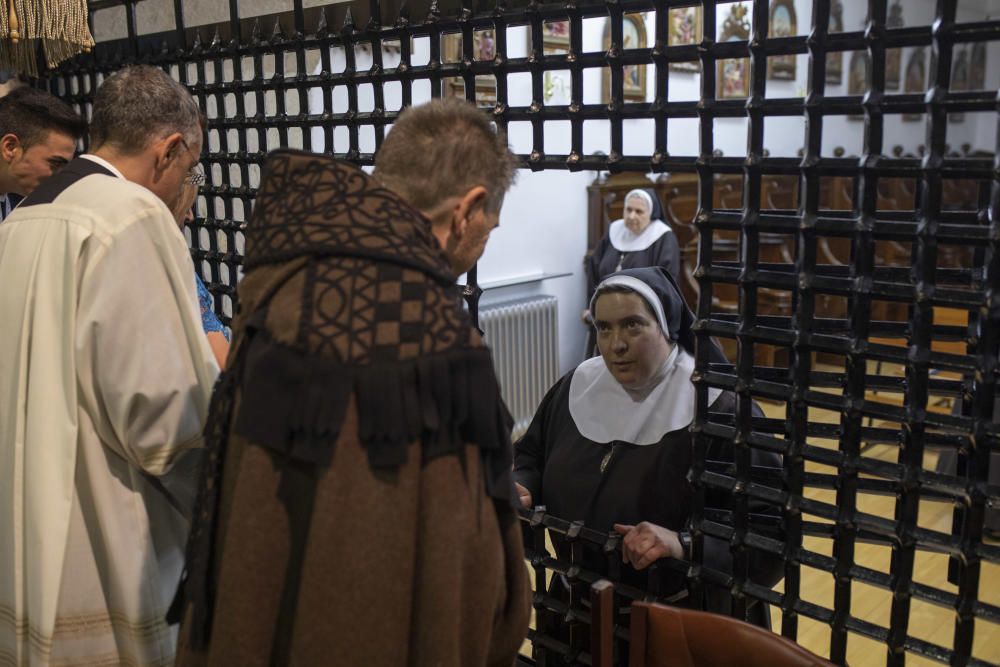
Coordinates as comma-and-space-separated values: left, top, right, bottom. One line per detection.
41, 0, 1000, 665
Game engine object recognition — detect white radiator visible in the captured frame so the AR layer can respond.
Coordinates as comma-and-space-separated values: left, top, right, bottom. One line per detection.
479, 295, 560, 441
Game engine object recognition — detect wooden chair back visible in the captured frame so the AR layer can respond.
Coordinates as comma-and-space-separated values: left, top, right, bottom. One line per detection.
589, 580, 835, 667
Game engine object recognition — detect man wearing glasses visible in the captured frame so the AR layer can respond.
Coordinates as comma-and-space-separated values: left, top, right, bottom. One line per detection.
0, 65, 218, 666
170, 162, 232, 370
0, 86, 85, 220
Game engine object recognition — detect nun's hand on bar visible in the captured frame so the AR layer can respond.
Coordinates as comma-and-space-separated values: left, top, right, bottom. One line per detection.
613, 522, 683, 570
515, 482, 533, 509
581, 309, 592, 325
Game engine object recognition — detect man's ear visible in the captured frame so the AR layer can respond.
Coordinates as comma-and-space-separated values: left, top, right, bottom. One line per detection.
451, 185, 489, 238
154, 132, 186, 173
0, 133, 21, 162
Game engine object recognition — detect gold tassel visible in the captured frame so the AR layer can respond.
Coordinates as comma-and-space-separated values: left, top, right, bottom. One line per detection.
0, 0, 95, 76
41, 0, 95, 69
8, 0, 18, 43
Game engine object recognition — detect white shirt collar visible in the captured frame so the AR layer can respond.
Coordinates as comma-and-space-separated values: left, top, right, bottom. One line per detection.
80, 154, 126, 180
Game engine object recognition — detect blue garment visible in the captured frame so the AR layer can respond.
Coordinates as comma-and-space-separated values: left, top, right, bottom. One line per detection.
0, 193, 22, 221
195, 273, 230, 341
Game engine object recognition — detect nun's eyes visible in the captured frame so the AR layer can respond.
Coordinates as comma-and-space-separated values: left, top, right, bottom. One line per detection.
596, 319, 647, 332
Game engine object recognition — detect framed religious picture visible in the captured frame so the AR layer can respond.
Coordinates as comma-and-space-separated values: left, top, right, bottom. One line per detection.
970, 41, 986, 90
602, 14, 648, 103
441, 32, 460, 63
542, 20, 570, 55
825, 0, 843, 85
903, 47, 926, 121
767, 0, 796, 81
475, 28, 497, 62
716, 3, 750, 100
667, 5, 701, 73
885, 1, 904, 89
885, 49, 902, 90
847, 50, 870, 120
950, 48, 969, 123
543, 71, 571, 105
541, 20, 571, 104
441, 30, 497, 106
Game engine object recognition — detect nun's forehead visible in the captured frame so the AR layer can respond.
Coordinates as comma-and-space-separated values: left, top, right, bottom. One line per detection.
594, 286, 658, 321
625, 193, 650, 209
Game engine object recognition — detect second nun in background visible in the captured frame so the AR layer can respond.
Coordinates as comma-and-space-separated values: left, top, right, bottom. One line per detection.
583, 188, 681, 355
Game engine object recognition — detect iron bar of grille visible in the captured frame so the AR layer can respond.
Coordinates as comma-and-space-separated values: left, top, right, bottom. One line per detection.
894, 1, 949, 664
42, 1, 1000, 665
791, 0, 828, 650
949, 2, 1000, 661
688, 0, 719, 619
834, 0, 881, 660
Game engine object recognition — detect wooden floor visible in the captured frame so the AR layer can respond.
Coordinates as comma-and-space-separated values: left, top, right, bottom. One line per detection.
766, 338, 999, 666
762, 396, 1000, 666
519, 350, 1000, 666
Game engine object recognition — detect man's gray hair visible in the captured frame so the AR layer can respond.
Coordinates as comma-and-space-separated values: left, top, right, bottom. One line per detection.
90, 65, 201, 154
373, 98, 517, 214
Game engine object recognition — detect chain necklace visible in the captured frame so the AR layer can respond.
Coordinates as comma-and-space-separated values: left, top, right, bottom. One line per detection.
600, 442, 621, 473
615, 251, 627, 272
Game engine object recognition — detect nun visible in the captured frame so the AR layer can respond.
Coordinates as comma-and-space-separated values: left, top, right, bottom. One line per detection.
584, 188, 681, 355
515, 266, 782, 626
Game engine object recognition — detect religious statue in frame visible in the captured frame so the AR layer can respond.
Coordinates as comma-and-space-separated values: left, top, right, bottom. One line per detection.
970, 41, 986, 91
667, 5, 701, 73
602, 14, 648, 103
950, 47, 969, 123
717, 2, 751, 99
540, 20, 571, 104
825, 0, 843, 85
847, 50, 870, 120
767, 0, 796, 81
903, 47, 926, 121
885, 1, 904, 90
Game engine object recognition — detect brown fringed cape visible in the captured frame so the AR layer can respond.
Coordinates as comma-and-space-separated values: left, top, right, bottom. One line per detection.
170, 150, 530, 666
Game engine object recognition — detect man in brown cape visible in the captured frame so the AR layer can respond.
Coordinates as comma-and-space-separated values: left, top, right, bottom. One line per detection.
171, 98, 531, 666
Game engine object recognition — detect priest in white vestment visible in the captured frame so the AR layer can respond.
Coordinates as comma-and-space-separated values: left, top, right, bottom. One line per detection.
0, 66, 218, 666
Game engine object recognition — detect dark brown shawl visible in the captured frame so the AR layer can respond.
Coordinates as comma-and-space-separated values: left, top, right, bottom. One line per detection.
169, 150, 522, 656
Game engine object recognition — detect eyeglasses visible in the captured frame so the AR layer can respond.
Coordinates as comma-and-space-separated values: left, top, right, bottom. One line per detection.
184, 163, 206, 187
178, 137, 206, 187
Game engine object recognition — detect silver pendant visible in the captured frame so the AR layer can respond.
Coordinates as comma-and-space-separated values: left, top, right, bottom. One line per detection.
600, 448, 614, 473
